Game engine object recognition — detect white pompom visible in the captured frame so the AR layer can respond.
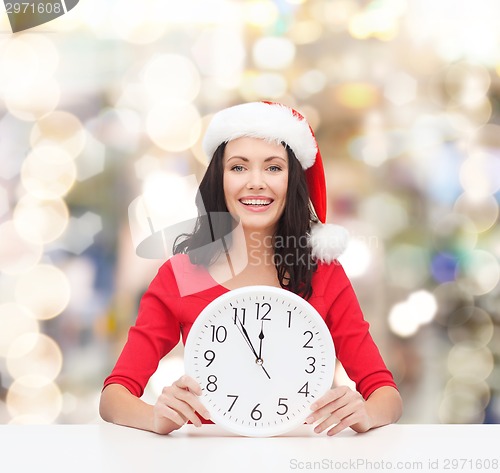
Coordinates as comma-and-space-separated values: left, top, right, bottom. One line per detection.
309, 223, 349, 263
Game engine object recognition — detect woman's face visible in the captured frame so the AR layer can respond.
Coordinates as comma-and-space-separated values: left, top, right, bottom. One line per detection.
223, 137, 289, 235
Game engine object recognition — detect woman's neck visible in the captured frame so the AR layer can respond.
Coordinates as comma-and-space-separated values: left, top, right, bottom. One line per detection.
244, 228, 275, 266
208, 226, 280, 289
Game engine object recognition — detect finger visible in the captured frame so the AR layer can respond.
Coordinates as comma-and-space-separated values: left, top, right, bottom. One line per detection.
314, 410, 357, 435
162, 397, 203, 427
307, 394, 350, 424
310, 398, 349, 422
154, 402, 188, 427
162, 385, 210, 421
326, 414, 357, 436
308, 392, 364, 428
310, 386, 349, 411
191, 398, 211, 420
332, 400, 364, 423
167, 387, 210, 420
326, 421, 354, 437
313, 414, 339, 434
174, 375, 203, 395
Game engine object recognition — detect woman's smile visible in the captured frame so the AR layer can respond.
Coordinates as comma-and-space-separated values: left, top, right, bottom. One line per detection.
238, 195, 274, 212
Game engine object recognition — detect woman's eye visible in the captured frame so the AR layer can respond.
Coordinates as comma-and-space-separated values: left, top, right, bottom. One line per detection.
231, 165, 245, 172
268, 165, 282, 172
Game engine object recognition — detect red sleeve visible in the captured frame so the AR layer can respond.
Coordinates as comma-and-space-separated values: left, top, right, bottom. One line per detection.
316, 262, 398, 399
103, 260, 181, 397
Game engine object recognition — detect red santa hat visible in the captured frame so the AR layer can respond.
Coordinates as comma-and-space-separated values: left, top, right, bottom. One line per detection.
202, 101, 348, 263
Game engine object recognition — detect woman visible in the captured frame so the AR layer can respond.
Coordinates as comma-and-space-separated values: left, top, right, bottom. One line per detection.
99, 102, 402, 436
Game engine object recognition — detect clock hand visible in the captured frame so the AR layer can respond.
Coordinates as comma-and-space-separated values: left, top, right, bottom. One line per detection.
255, 322, 272, 379
234, 317, 271, 380
235, 320, 258, 357
258, 321, 264, 361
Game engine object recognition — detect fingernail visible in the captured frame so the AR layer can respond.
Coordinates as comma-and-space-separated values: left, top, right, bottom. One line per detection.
203, 411, 211, 419
305, 416, 314, 424
314, 426, 322, 433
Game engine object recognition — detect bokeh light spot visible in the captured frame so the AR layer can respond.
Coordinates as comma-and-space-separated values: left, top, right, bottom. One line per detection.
0, 303, 39, 357
0, 221, 43, 275
431, 252, 459, 283
447, 307, 494, 347
21, 145, 77, 199
454, 192, 499, 233
459, 150, 500, 199
5, 79, 60, 122
6, 376, 62, 423
30, 111, 86, 158
110, 0, 167, 44
252, 37, 296, 70
334, 82, 379, 109
146, 101, 202, 152
142, 54, 201, 103
14, 264, 71, 320
359, 192, 408, 239
447, 342, 494, 380
388, 290, 437, 338
339, 238, 372, 278
7, 333, 63, 382
457, 249, 500, 296
244, 0, 279, 28
13, 195, 69, 245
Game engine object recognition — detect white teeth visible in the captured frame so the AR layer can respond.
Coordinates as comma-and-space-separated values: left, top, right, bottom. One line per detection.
240, 199, 272, 206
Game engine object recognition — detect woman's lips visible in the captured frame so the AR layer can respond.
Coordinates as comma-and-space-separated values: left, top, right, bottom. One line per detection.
238, 198, 274, 212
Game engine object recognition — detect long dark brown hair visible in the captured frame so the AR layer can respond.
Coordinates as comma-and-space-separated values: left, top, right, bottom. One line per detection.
173, 142, 318, 299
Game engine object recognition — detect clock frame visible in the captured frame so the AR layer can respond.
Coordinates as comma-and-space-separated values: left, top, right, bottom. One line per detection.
184, 285, 335, 437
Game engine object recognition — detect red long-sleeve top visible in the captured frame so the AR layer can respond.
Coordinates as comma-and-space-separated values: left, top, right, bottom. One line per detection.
103, 254, 397, 400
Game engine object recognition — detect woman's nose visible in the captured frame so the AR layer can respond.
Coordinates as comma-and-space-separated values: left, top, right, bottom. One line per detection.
246, 170, 266, 189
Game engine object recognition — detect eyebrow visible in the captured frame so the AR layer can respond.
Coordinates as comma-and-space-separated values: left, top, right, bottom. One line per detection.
226, 155, 287, 163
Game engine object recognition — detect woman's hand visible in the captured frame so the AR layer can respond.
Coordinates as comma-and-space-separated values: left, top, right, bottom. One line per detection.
152, 375, 211, 434
306, 385, 372, 436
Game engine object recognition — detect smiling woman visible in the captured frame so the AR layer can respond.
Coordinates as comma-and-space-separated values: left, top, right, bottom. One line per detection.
99, 101, 402, 437
173, 120, 320, 296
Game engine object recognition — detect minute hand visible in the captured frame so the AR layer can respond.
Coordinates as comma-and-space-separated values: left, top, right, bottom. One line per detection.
234, 317, 271, 380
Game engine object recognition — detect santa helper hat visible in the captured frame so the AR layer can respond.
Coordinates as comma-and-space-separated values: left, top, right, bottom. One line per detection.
202, 101, 349, 263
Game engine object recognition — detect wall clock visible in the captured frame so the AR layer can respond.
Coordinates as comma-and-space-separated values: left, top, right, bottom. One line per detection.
184, 285, 335, 437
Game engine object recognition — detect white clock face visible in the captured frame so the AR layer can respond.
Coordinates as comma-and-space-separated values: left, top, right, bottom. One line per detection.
184, 285, 335, 437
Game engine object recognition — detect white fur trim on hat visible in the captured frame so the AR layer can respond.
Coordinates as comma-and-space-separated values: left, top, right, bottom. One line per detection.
202, 102, 318, 170
309, 222, 349, 263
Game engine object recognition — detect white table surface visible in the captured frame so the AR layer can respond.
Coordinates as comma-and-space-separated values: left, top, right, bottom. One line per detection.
1, 423, 499, 473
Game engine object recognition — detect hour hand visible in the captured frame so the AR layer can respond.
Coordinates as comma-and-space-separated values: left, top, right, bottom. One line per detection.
258, 321, 264, 361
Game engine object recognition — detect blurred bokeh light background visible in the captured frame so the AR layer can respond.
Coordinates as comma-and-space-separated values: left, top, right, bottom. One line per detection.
0, 0, 499, 426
